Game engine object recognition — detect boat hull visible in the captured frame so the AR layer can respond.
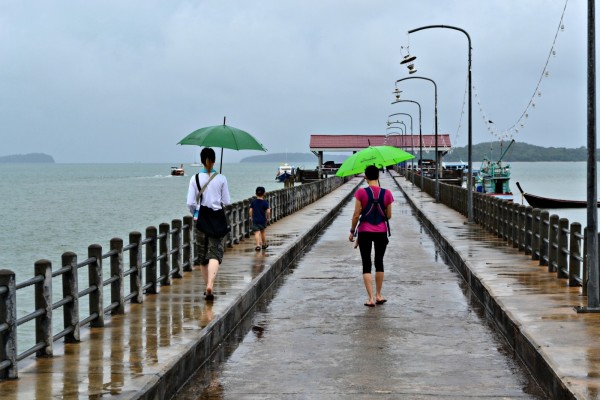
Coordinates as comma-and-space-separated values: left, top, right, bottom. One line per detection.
516, 182, 599, 209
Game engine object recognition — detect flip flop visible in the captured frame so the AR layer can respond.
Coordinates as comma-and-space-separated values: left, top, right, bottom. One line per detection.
364, 303, 375, 307
376, 299, 387, 305
262, 244, 269, 249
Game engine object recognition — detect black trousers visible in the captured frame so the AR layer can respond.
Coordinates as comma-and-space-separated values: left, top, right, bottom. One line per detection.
357, 231, 389, 274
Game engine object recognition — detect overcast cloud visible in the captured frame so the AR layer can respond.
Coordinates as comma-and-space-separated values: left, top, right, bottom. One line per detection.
0, 0, 588, 163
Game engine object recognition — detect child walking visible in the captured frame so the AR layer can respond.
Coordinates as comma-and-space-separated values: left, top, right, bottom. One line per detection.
250, 186, 271, 251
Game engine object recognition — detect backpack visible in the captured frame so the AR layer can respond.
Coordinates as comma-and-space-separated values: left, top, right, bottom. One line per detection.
360, 187, 391, 236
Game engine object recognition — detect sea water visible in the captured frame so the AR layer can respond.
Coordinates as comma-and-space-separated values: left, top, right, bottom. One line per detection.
0, 162, 309, 282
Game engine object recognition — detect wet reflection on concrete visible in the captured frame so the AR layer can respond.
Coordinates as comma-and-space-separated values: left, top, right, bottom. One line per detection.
175, 174, 546, 399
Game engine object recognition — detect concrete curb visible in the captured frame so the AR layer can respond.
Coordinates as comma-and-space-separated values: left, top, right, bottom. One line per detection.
392, 176, 575, 400
135, 178, 362, 400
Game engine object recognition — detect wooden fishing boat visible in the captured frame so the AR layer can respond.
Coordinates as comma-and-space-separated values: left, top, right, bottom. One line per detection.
474, 139, 514, 202
515, 182, 599, 208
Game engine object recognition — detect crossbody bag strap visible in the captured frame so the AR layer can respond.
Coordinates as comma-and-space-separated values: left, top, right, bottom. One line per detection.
378, 188, 391, 237
195, 172, 218, 205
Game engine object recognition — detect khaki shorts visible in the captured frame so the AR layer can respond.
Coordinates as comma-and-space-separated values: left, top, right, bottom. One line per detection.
194, 225, 225, 265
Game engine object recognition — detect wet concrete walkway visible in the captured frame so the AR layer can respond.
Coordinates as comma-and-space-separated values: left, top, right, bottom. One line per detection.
175, 173, 545, 399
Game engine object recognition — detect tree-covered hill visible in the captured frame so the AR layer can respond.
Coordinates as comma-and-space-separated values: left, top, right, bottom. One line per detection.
0, 153, 55, 163
444, 141, 590, 162
241, 142, 596, 163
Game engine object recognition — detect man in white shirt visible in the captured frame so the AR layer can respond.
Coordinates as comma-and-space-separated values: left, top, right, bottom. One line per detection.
186, 147, 231, 300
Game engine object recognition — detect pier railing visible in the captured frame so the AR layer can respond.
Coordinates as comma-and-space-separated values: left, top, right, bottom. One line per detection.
0, 176, 343, 380
399, 172, 587, 291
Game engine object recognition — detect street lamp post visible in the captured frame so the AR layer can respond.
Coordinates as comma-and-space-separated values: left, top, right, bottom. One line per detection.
407, 24, 473, 220
389, 112, 415, 183
395, 76, 439, 202
391, 98, 423, 189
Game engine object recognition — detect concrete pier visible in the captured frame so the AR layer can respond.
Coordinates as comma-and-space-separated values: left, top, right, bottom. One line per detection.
2, 172, 600, 399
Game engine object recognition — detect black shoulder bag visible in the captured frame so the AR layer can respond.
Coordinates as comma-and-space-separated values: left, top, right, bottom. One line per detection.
195, 173, 231, 238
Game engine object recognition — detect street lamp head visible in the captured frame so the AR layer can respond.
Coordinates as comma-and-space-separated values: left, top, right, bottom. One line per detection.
393, 88, 401, 100
400, 54, 416, 64
400, 54, 417, 74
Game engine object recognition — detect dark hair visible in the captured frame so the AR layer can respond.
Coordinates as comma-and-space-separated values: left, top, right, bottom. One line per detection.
256, 186, 265, 195
200, 147, 216, 165
365, 165, 379, 180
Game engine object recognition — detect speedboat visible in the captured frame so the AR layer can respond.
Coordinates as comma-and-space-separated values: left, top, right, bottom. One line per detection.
171, 164, 185, 176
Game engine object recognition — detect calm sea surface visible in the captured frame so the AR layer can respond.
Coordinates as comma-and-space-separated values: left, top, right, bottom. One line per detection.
0, 162, 308, 282
0, 161, 596, 348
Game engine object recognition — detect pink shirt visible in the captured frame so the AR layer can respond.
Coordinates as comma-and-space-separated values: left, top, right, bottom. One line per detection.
355, 186, 394, 233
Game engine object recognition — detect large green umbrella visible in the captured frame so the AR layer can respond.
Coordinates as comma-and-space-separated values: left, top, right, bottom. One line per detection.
336, 145, 415, 177
178, 117, 267, 172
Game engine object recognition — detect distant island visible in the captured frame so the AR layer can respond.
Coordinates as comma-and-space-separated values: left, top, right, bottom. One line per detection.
0, 153, 55, 163
443, 141, 593, 162
241, 142, 598, 163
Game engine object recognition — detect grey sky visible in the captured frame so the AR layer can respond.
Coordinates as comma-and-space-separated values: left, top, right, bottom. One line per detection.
0, 0, 586, 163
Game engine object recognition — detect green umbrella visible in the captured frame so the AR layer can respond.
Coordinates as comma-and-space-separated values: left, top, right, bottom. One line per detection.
336, 145, 415, 177
178, 117, 267, 172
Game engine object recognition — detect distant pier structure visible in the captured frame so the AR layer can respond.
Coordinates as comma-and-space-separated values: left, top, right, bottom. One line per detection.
308, 134, 452, 176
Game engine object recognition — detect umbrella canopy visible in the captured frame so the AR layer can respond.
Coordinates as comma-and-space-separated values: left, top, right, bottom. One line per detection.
336, 145, 415, 177
178, 124, 267, 151
178, 118, 267, 172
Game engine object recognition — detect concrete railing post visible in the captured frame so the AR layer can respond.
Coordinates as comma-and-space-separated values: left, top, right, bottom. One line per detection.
539, 211, 550, 267
159, 223, 171, 286
531, 209, 541, 260
548, 215, 560, 273
518, 205, 527, 252
61, 252, 80, 342
569, 222, 582, 286
0, 269, 17, 379
109, 238, 125, 315
511, 203, 519, 248
145, 226, 158, 294
524, 206, 533, 255
182, 216, 193, 272
171, 219, 183, 279
129, 231, 143, 303
88, 244, 104, 327
243, 199, 251, 237
557, 218, 569, 279
34, 259, 53, 357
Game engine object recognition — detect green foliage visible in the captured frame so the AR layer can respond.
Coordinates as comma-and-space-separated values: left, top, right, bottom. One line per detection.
443, 141, 592, 162
0, 153, 55, 163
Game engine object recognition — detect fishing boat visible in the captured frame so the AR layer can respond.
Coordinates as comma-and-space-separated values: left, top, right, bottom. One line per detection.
276, 163, 295, 182
170, 164, 185, 176
515, 182, 599, 208
474, 139, 514, 201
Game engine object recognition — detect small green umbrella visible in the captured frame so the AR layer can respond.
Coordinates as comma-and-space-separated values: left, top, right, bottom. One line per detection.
178, 117, 267, 172
336, 145, 415, 177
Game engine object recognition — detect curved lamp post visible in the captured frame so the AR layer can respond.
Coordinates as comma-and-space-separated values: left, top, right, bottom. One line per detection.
395, 76, 439, 202
386, 125, 404, 134
407, 24, 473, 219
389, 121, 407, 173
391, 98, 423, 189
389, 112, 415, 182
